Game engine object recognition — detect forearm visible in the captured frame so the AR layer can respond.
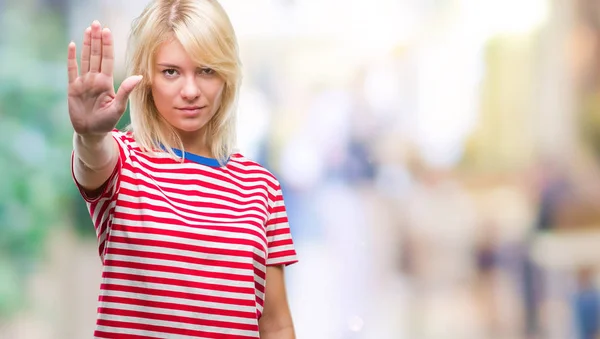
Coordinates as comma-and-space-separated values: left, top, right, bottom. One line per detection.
259, 324, 295, 339
72, 132, 118, 190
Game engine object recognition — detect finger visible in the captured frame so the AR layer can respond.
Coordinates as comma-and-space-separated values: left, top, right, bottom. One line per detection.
89, 21, 102, 73
80, 26, 92, 74
100, 28, 114, 76
115, 75, 143, 113
68, 42, 78, 84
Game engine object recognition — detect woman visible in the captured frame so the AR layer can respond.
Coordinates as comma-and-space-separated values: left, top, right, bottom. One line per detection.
67, 0, 298, 338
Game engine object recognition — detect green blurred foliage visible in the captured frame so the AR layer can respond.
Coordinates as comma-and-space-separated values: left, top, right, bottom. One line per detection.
0, 2, 106, 318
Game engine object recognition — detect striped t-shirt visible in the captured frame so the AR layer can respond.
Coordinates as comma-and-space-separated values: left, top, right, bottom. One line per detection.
71, 130, 298, 338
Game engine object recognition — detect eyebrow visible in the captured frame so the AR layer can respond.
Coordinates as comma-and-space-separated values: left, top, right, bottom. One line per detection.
157, 63, 211, 70
157, 63, 181, 68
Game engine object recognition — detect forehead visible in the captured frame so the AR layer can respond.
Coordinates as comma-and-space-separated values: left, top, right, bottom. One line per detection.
155, 39, 194, 66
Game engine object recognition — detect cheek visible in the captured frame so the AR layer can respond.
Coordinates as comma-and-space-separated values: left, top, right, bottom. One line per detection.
209, 83, 226, 105
151, 83, 173, 110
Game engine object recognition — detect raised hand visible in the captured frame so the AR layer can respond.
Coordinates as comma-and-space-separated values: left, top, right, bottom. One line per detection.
67, 20, 142, 136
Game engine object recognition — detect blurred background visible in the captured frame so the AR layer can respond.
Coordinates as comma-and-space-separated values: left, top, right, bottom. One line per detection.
3, 0, 600, 338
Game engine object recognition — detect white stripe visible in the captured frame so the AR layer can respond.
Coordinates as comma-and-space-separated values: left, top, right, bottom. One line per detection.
120, 169, 269, 205
112, 206, 268, 250
114, 133, 280, 189
95, 324, 167, 338
118, 191, 268, 220
99, 289, 257, 313
112, 132, 132, 161
112, 215, 264, 233
91, 197, 110, 227
268, 244, 296, 254
253, 275, 265, 288
109, 229, 267, 257
103, 277, 254, 302
109, 241, 266, 274
101, 300, 257, 325
255, 290, 264, 303
268, 208, 287, 218
98, 311, 259, 337
114, 207, 266, 246
132, 151, 278, 186
271, 233, 293, 242
104, 265, 256, 290
97, 201, 118, 236
126, 162, 271, 198
105, 253, 254, 277
90, 196, 105, 222
116, 206, 266, 232
267, 255, 298, 265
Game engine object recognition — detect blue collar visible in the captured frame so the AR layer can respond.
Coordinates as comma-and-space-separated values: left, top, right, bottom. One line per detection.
160, 145, 227, 167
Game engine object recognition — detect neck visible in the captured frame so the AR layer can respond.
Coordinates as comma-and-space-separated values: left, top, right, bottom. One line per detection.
181, 130, 212, 157
163, 124, 213, 158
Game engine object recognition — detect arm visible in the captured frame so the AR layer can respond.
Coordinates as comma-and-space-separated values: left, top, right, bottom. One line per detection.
72, 132, 119, 195
68, 20, 141, 196
259, 265, 296, 339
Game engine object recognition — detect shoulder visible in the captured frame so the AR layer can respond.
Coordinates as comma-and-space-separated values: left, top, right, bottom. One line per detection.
227, 153, 282, 189
110, 129, 135, 143
109, 129, 141, 153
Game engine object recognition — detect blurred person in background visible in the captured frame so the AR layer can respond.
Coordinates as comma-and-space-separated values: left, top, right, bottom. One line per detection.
66, 0, 298, 338
573, 266, 600, 339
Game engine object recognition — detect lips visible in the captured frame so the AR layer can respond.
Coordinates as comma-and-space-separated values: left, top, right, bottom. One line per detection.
178, 106, 204, 111
176, 106, 206, 116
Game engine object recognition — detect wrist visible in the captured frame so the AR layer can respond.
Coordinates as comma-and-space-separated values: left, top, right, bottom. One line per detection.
74, 131, 111, 146
73, 132, 116, 171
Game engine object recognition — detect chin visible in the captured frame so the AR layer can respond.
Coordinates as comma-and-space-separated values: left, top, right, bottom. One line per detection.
171, 120, 210, 134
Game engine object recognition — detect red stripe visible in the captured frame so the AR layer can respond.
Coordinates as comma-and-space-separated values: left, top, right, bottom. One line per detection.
96, 319, 257, 339
109, 225, 267, 253
98, 307, 259, 331
99, 295, 256, 318
94, 330, 156, 339
119, 186, 268, 216
267, 227, 291, 237
101, 282, 255, 307
122, 160, 272, 195
105, 247, 255, 271
119, 173, 269, 204
103, 259, 255, 284
116, 200, 267, 231
103, 271, 255, 295
268, 250, 297, 260
131, 149, 278, 183
108, 235, 265, 264
266, 218, 289, 228
269, 239, 294, 248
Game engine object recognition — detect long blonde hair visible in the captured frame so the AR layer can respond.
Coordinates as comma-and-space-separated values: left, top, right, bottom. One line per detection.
125, 0, 242, 165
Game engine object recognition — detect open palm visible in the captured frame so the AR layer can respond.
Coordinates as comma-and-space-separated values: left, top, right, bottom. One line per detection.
67, 21, 142, 136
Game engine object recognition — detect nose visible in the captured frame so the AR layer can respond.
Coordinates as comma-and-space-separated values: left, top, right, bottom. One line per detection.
180, 76, 200, 101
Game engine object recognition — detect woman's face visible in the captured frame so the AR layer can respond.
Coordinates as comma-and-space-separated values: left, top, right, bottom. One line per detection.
151, 38, 225, 135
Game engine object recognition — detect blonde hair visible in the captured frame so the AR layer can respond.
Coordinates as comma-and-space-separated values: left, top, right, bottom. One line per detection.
125, 0, 242, 165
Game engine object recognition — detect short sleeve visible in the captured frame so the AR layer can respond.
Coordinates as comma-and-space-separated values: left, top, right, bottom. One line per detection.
265, 182, 298, 266
71, 130, 131, 260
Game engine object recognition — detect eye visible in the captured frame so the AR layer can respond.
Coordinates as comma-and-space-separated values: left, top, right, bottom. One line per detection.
162, 69, 179, 77
198, 67, 216, 76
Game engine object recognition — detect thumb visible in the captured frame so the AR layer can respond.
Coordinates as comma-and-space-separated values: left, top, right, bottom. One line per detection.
114, 75, 143, 114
